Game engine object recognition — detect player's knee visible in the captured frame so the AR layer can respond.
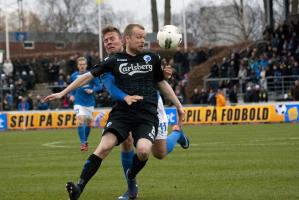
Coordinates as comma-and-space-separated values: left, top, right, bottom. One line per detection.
77, 116, 88, 126
153, 151, 167, 160
136, 147, 151, 161
136, 151, 149, 161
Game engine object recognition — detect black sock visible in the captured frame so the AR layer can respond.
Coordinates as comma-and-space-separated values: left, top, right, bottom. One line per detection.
128, 154, 148, 180
78, 154, 102, 191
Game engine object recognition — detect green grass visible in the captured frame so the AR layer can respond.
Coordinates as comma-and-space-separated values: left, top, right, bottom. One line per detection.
0, 123, 299, 200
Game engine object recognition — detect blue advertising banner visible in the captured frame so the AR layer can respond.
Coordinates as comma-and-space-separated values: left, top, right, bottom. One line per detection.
0, 113, 8, 131
15, 32, 28, 42
284, 104, 299, 122
165, 108, 177, 125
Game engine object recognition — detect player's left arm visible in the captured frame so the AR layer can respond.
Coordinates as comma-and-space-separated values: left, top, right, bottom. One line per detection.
153, 53, 184, 125
157, 80, 185, 126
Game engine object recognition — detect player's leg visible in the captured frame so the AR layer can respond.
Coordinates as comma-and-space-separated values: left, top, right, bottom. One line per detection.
118, 134, 134, 200
120, 133, 134, 175
152, 99, 189, 158
125, 138, 152, 199
76, 115, 87, 151
171, 125, 190, 150
152, 121, 168, 159
124, 117, 157, 199
152, 125, 189, 160
85, 106, 94, 145
66, 132, 118, 200
66, 109, 131, 200
152, 123, 189, 159
75, 105, 92, 151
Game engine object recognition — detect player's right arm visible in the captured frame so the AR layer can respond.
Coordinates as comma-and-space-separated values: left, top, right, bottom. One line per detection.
44, 58, 113, 102
43, 72, 94, 102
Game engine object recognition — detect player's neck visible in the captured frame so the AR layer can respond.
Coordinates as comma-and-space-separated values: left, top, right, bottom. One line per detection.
125, 48, 137, 56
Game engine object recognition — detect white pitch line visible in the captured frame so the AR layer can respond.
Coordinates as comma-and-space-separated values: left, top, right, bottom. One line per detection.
250, 137, 299, 143
42, 141, 71, 148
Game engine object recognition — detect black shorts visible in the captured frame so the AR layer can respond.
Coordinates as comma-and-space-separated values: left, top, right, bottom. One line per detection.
102, 106, 159, 146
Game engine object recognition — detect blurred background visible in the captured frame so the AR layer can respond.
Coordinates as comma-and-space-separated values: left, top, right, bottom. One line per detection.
0, 0, 298, 111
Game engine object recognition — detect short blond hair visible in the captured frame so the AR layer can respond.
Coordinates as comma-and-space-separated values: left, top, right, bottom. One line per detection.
124, 24, 145, 37
77, 57, 87, 65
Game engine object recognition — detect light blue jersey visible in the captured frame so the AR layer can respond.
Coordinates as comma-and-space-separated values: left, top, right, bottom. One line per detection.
101, 72, 127, 101
70, 71, 102, 107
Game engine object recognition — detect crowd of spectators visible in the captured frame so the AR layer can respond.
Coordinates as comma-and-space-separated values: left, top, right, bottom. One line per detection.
1, 48, 202, 111
0, 51, 100, 111
207, 21, 299, 104
2, 21, 299, 111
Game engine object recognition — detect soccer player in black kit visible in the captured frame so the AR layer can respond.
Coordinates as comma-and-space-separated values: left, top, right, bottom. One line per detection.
44, 24, 184, 200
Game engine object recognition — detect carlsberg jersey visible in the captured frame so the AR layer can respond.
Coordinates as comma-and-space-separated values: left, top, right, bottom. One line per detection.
91, 51, 164, 109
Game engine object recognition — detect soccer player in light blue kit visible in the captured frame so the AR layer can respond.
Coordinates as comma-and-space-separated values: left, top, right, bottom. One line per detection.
70, 57, 102, 151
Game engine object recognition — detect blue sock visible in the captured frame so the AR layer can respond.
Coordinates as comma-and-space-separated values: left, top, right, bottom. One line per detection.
78, 125, 86, 144
121, 150, 134, 176
166, 130, 181, 154
85, 126, 91, 142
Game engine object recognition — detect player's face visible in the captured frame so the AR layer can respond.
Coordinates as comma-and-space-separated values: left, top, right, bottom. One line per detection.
77, 60, 87, 73
126, 27, 146, 54
103, 32, 123, 54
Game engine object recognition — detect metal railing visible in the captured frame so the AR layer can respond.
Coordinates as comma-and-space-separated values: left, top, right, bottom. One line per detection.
204, 75, 299, 100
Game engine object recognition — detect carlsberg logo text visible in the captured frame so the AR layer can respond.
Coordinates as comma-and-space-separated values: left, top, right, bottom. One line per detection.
119, 63, 153, 76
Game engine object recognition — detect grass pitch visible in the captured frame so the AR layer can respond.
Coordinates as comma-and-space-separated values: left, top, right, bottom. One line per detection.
0, 123, 299, 200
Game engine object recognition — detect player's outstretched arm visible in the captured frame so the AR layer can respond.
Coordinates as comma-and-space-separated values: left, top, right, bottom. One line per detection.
43, 72, 94, 102
157, 80, 185, 126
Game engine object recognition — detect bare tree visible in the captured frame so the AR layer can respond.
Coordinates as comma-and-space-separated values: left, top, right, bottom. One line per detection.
37, 0, 92, 33
23, 11, 47, 32
176, 0, 264, 45
151, 0, 159, 32
164, 0, 171, 25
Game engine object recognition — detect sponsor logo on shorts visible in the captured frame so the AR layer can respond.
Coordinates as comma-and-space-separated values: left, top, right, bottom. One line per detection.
106, 121, 112, 128
148, 126, 155, 140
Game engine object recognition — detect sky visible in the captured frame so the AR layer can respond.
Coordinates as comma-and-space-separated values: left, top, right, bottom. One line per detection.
1, 0, 204, 16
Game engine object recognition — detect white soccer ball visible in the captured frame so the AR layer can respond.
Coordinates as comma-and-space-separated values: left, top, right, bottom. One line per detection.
157, 25, 182, 50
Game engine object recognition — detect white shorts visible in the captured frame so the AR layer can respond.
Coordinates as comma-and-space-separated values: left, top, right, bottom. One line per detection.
74, 105, 94, 119
156, 95, 168, 140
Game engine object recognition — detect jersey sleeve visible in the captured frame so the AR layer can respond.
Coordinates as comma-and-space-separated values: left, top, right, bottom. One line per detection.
92, 77, 102, 93
90, 56, 115, 77
101, 72, 128, 101
153, 54, 164, 82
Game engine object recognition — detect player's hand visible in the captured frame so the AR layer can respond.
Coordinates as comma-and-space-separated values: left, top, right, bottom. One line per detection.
124, 95, 143, 105
177, 107, 185, 126
43, 92, 64, 102
84, 89, 93, 94
163, 65, 173, 79
69, 95, 75, 102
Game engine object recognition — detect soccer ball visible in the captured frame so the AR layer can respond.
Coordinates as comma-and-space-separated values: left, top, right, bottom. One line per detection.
157, 25, 182, 50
